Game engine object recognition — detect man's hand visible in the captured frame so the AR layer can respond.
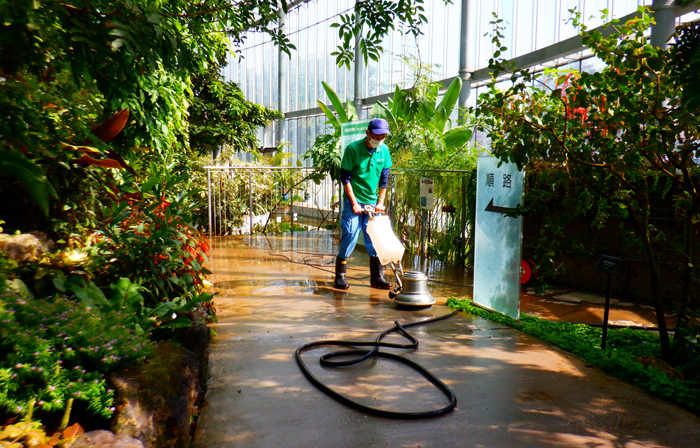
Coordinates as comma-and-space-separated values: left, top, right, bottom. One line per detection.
375, 201, 385, 213
351, 202, 363, 214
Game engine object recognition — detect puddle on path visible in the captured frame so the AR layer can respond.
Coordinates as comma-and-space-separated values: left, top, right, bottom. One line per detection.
206, 231, 663, 327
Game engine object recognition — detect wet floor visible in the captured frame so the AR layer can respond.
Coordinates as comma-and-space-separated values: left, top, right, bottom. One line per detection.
193, 232, 699, 448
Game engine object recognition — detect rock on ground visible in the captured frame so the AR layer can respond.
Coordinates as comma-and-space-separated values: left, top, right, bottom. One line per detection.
109, 342, 203, 448
71, 430, 144, 448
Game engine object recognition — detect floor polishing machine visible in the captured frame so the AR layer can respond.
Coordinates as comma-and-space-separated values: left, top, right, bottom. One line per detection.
364, 206, 435, 307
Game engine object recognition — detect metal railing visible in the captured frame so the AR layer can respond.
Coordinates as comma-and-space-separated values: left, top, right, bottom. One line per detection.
204, 166, 340, 237
388, 169, 475, 267
205, 165, 477, 267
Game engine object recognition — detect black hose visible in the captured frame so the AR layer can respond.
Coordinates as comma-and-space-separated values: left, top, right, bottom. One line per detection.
295, 310, 459, 419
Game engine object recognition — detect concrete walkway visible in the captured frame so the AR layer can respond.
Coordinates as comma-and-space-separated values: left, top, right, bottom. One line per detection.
193, 232, 700, 448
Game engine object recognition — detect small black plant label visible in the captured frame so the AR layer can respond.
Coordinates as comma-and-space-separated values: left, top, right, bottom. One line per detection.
595, 255, 623, 275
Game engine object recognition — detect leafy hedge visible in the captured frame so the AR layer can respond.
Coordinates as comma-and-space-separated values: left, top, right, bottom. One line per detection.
446, 297, 700, 415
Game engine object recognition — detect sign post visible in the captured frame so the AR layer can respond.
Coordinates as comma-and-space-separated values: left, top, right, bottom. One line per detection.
419, 178, 434, 255
473, 156, 524, 319
594, 255, 623, 350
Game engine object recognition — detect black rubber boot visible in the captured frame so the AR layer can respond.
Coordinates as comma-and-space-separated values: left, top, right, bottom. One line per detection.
369, 256, 392, 290
334, 257, 350, 290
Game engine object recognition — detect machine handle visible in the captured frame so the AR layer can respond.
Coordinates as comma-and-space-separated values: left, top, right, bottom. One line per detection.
363, 204, 387, 217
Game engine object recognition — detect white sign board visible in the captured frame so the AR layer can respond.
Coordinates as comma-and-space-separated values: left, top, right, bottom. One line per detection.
419, 177, 434, 210
473, 156, 524, 319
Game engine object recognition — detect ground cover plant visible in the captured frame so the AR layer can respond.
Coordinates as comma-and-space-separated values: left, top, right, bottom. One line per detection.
447, 297, 700, 416
0, 294, 153, 419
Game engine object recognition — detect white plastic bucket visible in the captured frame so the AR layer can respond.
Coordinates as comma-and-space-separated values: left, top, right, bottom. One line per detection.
366, 215, 405, 265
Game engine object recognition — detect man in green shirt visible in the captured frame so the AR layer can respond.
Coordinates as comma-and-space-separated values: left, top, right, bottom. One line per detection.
334, 118, 393, 290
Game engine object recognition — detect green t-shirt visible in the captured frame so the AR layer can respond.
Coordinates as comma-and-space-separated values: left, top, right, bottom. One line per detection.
340, 138, 393, 204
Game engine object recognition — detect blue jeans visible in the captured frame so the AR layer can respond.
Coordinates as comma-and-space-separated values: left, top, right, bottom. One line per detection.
337, 197, 378, 259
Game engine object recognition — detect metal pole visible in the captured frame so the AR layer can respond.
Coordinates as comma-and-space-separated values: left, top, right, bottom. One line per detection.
207, 169, 213, 237
215, 172, 219, 236
249, 170, 253, 235
223, 167, 228, 236
651, 0, 678, 50
354, 0, 364, 119
458, 0, 474, 124
460, 173, 467, 265
389, 173, 395, 229
290, 167, 294, 237
277, 2, 288, 148
421, 209, 427, 257
601, 274, 613, 350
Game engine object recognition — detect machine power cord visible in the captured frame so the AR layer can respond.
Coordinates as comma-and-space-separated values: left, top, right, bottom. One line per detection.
295, 310, 459, 419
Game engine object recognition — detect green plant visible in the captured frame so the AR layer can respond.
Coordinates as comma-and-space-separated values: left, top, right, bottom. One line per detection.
303, 81, 359, 186
189, 65, 283, 157
0, 152, 57, 218
447, 297, 700, 415
0, 293, 153, 419
475, 7, 700, 360
361, 61, 478, 265
332, 0, 453, 69
92, 177, 213, 315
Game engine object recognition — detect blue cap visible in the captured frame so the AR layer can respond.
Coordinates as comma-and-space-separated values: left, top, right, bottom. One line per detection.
367, 118, 391, 135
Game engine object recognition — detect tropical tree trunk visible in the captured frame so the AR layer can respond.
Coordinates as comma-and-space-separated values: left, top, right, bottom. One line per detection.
634, 188, 671, 360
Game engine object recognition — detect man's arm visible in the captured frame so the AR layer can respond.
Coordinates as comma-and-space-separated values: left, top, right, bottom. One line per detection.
343, 182, 363, 214
375, 187, 387, 212
375, 167, 390, 212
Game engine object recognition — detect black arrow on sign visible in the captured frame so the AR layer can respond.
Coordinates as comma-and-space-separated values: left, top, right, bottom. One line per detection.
485, 198, 516, 215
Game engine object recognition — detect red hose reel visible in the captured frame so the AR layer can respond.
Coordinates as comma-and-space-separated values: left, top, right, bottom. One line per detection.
520, 258, 538, 286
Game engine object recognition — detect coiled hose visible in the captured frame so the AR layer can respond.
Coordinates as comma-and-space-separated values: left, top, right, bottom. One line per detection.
294, 310, 459, 419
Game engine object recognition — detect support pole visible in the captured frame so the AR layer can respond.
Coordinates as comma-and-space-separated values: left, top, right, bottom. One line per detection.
651, 0, 678, 50
354, 0, 364, 119
421, 209, 427, 257
460, 173, 467, 265
601, 274, 613, 349
249, 170, 253, 235
458, 0, 475, 124
277, 2, 288, 150
389, 173, 395, 229
207, 169, 213, 237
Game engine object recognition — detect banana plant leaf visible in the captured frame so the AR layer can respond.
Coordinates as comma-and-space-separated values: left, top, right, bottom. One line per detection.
443, 126, 474, 149
318, 100, 341, 132
370, 102, 396, 124
391, 85, 403, 118
435, 78, 462, 118
346, 100, 357, 121
322, 81, 348, 123
433, 106, 448, 133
